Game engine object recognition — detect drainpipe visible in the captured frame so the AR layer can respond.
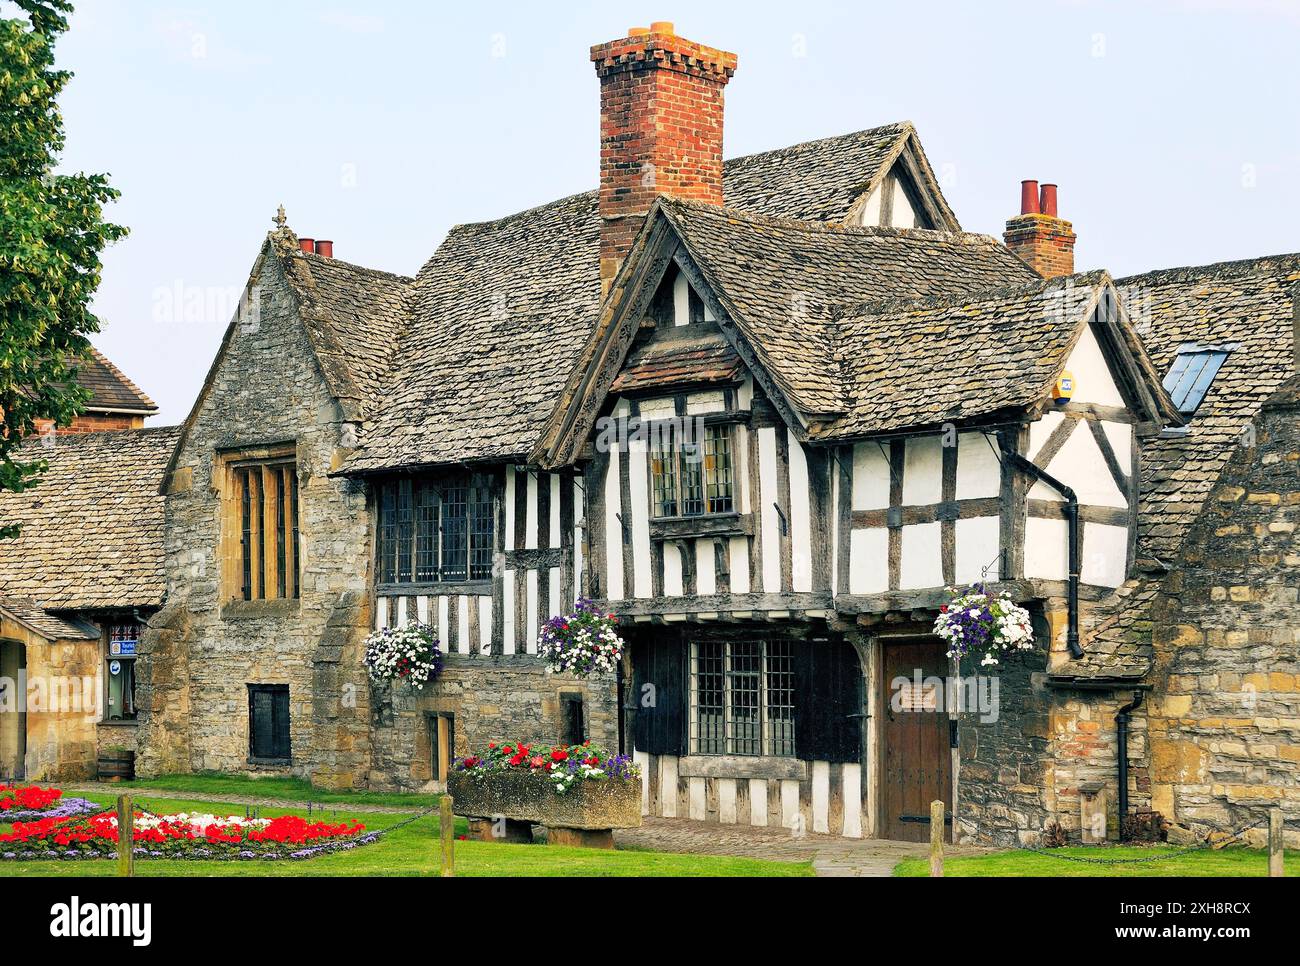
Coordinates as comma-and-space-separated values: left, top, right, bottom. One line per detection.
995, 431, 1083, 658
1115, 689, 1144, 840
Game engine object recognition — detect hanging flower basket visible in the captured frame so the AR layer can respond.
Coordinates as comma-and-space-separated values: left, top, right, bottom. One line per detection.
363, 622, 444, 690
538, 599, 624, 678
933, 584, 1034, 667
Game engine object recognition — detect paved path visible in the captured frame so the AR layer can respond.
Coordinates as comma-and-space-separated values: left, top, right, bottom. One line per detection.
614, 817, 988, 876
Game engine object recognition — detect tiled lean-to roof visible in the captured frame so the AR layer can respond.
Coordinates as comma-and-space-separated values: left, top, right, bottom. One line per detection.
0, 425, 180, 610
343, 123, 943, 473
0, 595, 100, 641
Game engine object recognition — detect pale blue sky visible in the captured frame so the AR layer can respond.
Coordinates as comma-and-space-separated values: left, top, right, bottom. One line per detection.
38, 0, 1300, 422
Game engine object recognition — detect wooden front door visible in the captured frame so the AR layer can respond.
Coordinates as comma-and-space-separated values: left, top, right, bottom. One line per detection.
880, 638, 952, 842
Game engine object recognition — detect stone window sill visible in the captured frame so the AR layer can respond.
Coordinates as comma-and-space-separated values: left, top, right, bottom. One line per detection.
222, 598, 301, 621
98, 719, 139, 729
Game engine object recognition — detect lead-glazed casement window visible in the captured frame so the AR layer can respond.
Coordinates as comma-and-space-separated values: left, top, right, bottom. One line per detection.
650, 423, 735, 518
224, 450, 299, 601
377, 474, 495, 585
248, 684, 291, 762
689, 639, 795, 757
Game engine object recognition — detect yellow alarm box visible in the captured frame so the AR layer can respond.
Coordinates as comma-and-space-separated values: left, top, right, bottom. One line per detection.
1052, 370, 1074, 402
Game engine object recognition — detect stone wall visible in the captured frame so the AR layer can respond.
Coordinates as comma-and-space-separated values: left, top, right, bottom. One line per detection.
956, 647, 1054, 847
1147, 378, 1300, 845
369, 656, 618, 791
18, 633, 101, 782
137, 250, 373, 787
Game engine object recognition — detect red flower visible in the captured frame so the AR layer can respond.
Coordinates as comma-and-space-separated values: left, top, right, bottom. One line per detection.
462, 756, 481, 768
550, 749, 568, 762
583, 756, 599, 766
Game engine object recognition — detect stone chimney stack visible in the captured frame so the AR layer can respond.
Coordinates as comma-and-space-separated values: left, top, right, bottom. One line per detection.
1004, 180, 1077, 278
591, 22, 738, 291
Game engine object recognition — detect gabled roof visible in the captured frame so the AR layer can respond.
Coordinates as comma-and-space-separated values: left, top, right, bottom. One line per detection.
161, 230, 411, 485
1052, 252, 1298, 681
818, 270, 1178, 439
720, 121, 959, 228
0, 425, 180, 610
343, 122, 952, 474
75, 347, 158, 414
534, 198, 1035, 466
660, 199, 1035, 421
0, 595, 100, 641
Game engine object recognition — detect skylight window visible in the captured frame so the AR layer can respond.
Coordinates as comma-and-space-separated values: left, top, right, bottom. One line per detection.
1162, 344, 1235, 417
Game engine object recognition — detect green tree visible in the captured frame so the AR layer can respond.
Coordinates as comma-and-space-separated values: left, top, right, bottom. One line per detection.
0, 0, 126, 536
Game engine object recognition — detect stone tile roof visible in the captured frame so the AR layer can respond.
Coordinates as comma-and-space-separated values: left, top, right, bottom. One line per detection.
0, 425, 180, 610
76, 347, 158, 414
661, 199, 1036, 421
272, 234, 413, 418
0, 594, 99, 641
344, 124, 936, 472
1054, 253, 1299, 681
820, 273, 1107, 437
1119, 253, 1300, 561
720, 121, 956, 226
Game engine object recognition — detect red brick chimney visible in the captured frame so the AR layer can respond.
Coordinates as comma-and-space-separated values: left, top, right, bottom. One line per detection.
592, 22, 738, 291
1004, 180, 1077, 278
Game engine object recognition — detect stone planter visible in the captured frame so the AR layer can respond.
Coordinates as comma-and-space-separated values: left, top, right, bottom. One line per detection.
448, 770, 642, 849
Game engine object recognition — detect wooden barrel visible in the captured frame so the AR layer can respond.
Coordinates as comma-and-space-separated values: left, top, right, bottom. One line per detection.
97, 749, 135, 782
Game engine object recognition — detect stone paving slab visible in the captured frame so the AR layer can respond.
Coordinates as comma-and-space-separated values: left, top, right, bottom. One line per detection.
614, 817, 988, 876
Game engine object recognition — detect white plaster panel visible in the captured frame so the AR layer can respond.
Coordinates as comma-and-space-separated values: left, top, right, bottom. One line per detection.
849, 527, 889, 595
758, 427, 781, 592
902, 435, 943, 506
603, 445, 623, 600
899, 521, 943, 590
788, 431, 812, 592
1082, 522, 1129, 588
1063, 324, 1125, 407
956, 432, 1001, 500
852, 442, 890, 511
686, 391, 725, 415
1040, 422, 1128, 508
1024, 517, 1069, 581
695, 538, 716, 597
628, 438, 653, 598
955, 516, 1001, 585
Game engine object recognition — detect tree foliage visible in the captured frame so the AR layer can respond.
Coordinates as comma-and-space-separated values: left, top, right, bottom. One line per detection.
0, 0, 126, 535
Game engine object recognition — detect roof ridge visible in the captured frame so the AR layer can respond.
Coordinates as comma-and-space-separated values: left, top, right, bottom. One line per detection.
1116, 251, 1300, 286
85, 345, 158, 411
297, 248, 415, 283
831, 269, 1108, 321
437, 123, 918, 235
721, 121, 911, 169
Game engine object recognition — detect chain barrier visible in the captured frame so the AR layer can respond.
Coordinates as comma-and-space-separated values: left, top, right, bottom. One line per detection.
1016, 815, 1273, 865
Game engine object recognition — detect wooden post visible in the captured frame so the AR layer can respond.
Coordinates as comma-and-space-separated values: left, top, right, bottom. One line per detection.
440, 796, 455, 877
929, 799, 944, 878
116, 794, 134, 878
1269, 807, 1284, 878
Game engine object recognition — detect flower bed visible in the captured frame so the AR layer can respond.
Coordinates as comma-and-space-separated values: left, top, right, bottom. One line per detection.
0, 808, 371, 862
450, 741, 642, 834
538, 599, 624, 677
0, 785, 101, 825
933, 584, 1034, 667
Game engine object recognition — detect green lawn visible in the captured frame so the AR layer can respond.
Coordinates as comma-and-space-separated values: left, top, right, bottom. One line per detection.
895, 845, 1295, 877
76, 772, 441, 810
1, 792, 811, 877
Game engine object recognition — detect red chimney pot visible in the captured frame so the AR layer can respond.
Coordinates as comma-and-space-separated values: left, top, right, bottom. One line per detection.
298, 237, 315, 254
1039, 184, 1059, 218
314, 239, 334, 258
1019, 180, 1040, 216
